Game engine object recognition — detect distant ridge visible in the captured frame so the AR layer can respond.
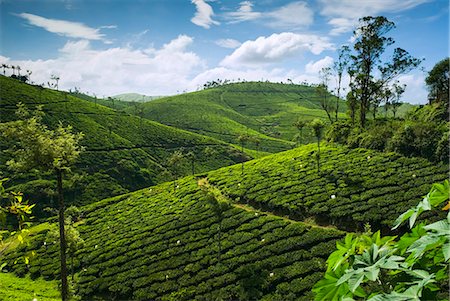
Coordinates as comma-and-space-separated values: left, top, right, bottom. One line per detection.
113, 93, 164, 103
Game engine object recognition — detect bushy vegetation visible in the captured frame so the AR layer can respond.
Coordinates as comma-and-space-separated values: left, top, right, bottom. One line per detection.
130, 81, 347, 152
0, 76, 253, 215
207, 144, 448, 232
0, 272, 60, 301
3, 176, 344, 300
313, 181, 449, 300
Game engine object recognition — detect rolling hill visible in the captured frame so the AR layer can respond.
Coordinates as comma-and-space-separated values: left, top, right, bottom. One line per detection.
127, 82, 347, 153
113, 93, 164, 103
0, 76, 257, 212
2, 143, 447, 300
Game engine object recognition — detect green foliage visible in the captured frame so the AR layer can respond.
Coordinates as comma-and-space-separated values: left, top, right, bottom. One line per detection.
0, 75, 252, 212
425, 57, 449, 110
207, 144, 448, 231
0, 272, 60, 301
2, 175, 344, 300
130, 81, 346, 151
313, 181, 449, 300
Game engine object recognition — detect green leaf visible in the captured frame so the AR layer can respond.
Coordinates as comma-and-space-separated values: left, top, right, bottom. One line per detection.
313, 267, 350, 301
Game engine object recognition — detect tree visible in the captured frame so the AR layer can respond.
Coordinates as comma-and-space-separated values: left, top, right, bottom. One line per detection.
425, 58, 449, 105
51, 74, 60, 90
390, 83, 406, 118
167, 150, 185, 191
310, 119, 325, 172
318, 67, 335, 122
185, 151, 196, 176
293, 119, 307, 146
237, 134, 250, 174
1, 64, 8, 75
349, 16, 421, 127
333, 46, 351, 122
0, 103, 84, 301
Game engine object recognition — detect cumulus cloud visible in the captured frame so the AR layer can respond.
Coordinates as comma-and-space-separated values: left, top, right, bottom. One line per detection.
2, 35, 205, 96
319, 0, 431, 35
224, 1, 313, 28
305, 56, 334, 74
397, 73, 428, 104
191, 0, 220, 29
220, 32, 333, 68
17, 13, 110, 42
215, 38, 241, 49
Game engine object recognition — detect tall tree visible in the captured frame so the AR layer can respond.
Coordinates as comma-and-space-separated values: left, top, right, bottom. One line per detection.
0, 103, 84, 301
292, 119, 306, 146
317, 67, 334, 122
349, 16, 421, 127
237, 134, 250, 174
310, 119, 325, 172
425, 57, 449, 116
333, 46, 351, 122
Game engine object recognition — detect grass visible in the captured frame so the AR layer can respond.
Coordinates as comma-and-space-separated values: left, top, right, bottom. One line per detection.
0, 272, 60, 301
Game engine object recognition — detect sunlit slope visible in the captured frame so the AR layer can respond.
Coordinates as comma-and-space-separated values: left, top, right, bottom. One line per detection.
133, 82, 347, 152
4, 177, 344, 300
0, 76, 252, 206
207, 144, 448, 231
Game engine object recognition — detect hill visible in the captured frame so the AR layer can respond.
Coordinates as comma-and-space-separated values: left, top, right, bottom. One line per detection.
0, 76, 256, 212
127, 82, 347, 153
2, 143, 447, 300
113, 93, 164, 103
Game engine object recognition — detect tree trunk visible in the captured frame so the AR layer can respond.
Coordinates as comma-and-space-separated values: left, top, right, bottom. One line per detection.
57, 169, 69, 301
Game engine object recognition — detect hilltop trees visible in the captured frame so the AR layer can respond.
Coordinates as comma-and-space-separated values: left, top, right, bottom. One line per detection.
348, 16, 421, 127
0, 103, 84, 301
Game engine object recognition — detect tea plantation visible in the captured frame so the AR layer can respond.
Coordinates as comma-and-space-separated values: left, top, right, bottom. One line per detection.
1, 143, 447, 300
3, 177, 344, 300
0, 76, 257, 210
130, 82, 347, 151
207, 144, 448, 232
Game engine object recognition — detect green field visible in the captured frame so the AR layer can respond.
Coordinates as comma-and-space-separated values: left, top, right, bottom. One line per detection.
0, 272, 60, 301
2, 143, 446, 300
129, 82, 347, 152
0, 76, 260, 211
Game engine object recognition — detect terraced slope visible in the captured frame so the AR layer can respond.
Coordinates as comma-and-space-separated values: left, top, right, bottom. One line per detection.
4, 178, 344, 300
131, 82, 347, 152
2, 144, 446, 300
207, 144, 448, 232
0, 76, 253, 208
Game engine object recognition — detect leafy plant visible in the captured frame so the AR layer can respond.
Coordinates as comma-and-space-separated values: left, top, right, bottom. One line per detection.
313, 180, 449, 300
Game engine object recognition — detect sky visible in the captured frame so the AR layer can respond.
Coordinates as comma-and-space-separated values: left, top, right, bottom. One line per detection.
0, 0, 448, 103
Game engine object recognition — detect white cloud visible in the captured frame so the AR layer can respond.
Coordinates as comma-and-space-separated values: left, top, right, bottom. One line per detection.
215, 38, 241, 49
17, 13, 110, 42
328, 18, 355, 36
267, 1, 314, 28
2, 35, 206, 96
398, 73, 428, 104
224, 1, 262, 23
191, 0, 220, 29
224, 1, 313, 28
305, 56, 334, 74
220, 32, 333, 68
319, 0, 431, 35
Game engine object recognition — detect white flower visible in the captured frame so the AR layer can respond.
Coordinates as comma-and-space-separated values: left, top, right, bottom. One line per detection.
177, 240, 181, 244
95, 245, 98, 249
165, 275, 169, 279
269, 272, 274, 277
367, 156, 371, 160
255, 212, 258, 216
238, 183, 241, 187
261, 238, 265, 242
43, 241, 46, 246
412, 174, 416, 178
331, 195, 336, 199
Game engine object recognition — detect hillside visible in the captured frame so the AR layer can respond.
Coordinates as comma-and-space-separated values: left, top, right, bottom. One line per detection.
2, 143, 447, 300
0, 76, 256, 211
128, 82, 347, 152
113, 93, 164, 103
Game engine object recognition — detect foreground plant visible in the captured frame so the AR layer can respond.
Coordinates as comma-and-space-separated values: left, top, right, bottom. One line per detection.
313, 180, 449, 300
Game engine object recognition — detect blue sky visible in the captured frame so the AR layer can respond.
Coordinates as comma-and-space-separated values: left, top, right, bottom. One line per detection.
0, 0, 448, 103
